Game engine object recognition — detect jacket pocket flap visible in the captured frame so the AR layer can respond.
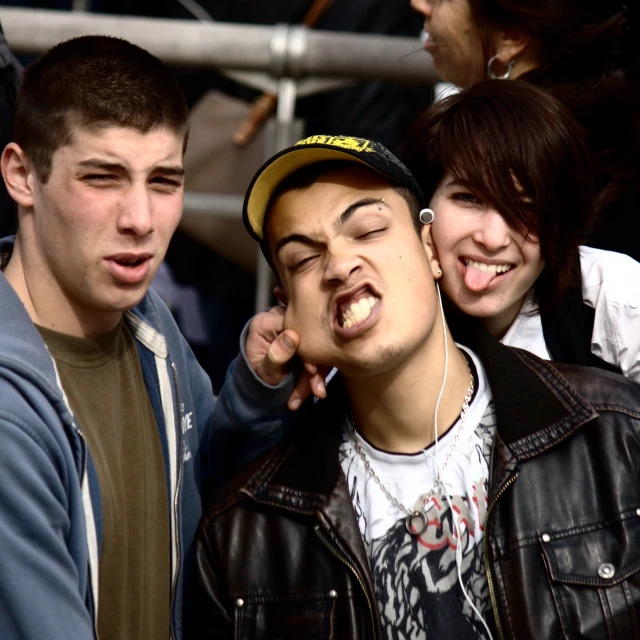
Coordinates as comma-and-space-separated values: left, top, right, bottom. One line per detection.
540, 513, 640, 587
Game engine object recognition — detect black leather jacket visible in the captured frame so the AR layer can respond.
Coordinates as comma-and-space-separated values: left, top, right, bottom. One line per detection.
192, 328, 640, 639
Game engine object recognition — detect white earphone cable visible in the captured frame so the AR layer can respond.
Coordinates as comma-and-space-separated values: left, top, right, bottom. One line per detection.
429, 281, 494, 640
432, 281, 449, 458
422, 447, 495, 640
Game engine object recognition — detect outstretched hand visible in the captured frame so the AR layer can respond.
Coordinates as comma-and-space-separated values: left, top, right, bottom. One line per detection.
245, 306, 329, 410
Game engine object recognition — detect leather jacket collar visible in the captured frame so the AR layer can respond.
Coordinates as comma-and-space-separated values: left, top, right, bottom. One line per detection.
218, 321, 599, 515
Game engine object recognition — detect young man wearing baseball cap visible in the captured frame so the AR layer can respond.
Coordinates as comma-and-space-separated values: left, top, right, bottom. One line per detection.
191, 136, 640, 640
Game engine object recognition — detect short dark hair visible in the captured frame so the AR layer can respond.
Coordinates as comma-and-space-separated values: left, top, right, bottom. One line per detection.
401, 80, 595, 311
262, 160, 422, 271
14, 35, 190, 182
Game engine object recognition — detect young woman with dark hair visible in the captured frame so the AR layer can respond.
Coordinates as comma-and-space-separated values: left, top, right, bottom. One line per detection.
402, 79, 640, 379
409, 0, 640, 261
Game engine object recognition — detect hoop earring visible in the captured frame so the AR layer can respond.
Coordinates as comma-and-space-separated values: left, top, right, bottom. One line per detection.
419, 208, 435, 225
487, 55, 514, 80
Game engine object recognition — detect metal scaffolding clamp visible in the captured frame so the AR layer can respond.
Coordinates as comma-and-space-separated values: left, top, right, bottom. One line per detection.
269, 24, 309, 80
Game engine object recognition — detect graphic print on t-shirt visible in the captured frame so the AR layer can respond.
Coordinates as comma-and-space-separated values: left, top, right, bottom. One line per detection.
339, 349, 496, 640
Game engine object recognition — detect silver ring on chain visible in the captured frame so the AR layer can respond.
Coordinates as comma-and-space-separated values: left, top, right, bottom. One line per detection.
406, 510, 428, 536
348, 362, 474, 537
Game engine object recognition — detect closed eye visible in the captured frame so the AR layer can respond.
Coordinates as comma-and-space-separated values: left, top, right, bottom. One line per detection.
292, 255, 319, 270
283, 251, 320, 272
150, 176, 183, 190
356, 227, 387, 240
151, 176, 182, 185
84, 173, 116, 182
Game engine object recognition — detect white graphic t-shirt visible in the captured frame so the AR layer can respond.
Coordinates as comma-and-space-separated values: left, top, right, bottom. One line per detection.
339, 347, 496, 640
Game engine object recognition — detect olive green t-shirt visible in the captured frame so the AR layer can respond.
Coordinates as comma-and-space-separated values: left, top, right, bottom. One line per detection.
37, 321, 170, 640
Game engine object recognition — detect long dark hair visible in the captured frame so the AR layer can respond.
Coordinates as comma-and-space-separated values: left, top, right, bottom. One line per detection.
468, 0, 640, 217
401, 80, 595, 312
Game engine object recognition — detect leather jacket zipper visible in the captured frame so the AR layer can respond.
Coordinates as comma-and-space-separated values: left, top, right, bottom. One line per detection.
314, 524, 377, 640
169, 362, 184, 640
483, 471, 519, 640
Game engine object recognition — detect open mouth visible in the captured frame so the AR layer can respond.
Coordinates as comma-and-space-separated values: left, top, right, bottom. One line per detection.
337, 288, 380, 330
105, 253, 153, 285
108, 253, 152, 268
462, 258, 514, 292
114, 257, 147, 267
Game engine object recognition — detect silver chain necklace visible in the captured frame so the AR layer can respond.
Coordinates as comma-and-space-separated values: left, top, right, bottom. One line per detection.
348, 366, 475, 536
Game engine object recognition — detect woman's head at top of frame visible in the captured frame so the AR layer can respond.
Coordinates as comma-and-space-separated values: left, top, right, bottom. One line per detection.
410, 0, 630, 88
401, 80, 596, 335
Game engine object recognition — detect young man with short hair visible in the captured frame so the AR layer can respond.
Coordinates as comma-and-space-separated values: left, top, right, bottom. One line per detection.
192, 136, 640, 639
0, 36, 311, 640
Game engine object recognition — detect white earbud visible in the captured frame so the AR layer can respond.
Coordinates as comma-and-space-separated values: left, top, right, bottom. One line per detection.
419, 208, 435, 225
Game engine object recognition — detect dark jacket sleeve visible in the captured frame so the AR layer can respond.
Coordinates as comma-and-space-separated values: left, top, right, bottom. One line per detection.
208, 320, 296, 492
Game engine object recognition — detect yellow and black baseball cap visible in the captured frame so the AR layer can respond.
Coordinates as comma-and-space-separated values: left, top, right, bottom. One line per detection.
243, 134, 427, 241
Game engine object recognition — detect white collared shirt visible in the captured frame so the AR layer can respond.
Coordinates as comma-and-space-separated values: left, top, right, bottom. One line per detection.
501, 246, 640, 381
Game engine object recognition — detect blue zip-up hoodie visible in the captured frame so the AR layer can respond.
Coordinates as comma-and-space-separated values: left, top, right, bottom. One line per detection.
0, 237, 294, 639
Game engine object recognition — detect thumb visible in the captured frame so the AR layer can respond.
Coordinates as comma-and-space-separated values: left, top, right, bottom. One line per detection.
254, 329, 300, 385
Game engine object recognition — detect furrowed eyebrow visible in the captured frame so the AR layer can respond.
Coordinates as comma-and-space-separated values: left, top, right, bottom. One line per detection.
76, 159, 185, 178
275, 233, 321, 257
334, 197, 387, 232
153, 165, 185, 178
76, 159, 126, 172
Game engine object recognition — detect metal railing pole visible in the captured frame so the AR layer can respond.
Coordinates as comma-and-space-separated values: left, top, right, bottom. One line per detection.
254, 23, 307, 313
0, 8, 437, 84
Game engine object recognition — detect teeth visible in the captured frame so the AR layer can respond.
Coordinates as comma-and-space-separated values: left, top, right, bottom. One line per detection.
340, 295, 378, 329
465, 258, 512, 274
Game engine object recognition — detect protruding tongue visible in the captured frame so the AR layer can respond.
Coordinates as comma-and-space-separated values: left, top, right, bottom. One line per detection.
464, 264, 497, 292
